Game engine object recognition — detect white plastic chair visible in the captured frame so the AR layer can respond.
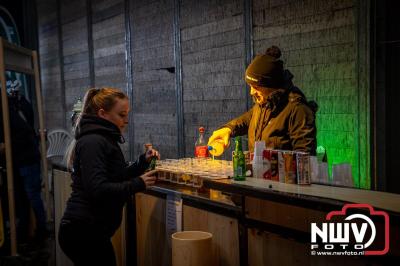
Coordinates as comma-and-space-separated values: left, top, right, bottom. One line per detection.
46, 129, 73, 166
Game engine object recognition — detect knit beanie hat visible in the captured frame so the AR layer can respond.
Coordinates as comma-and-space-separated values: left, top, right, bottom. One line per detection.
245, 46, 284, 88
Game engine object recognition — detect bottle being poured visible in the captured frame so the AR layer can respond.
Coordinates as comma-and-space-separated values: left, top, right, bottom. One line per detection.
207, 127, 232, 159
208, 139, 226, 159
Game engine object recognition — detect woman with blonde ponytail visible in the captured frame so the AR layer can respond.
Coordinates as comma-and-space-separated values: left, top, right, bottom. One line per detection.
58, 88, 159, 266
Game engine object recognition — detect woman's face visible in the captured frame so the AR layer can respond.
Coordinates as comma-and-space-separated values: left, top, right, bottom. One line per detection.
98, 98, 130, 132
250, 86, 275, 105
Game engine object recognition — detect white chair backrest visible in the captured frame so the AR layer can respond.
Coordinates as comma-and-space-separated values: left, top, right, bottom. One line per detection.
47, 129, 73, 164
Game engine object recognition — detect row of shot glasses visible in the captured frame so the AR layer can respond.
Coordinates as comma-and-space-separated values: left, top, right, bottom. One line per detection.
155, 158, 233, 187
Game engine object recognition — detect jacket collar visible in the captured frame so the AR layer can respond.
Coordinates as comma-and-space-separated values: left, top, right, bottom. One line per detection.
258, 89, 288, 115
259, 87, 306, 115
75, 115, 125, 143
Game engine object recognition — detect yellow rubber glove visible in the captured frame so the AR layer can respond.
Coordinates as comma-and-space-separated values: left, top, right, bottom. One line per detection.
208, 127, 232, 147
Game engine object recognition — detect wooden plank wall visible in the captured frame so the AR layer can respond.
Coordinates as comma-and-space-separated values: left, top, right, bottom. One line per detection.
130, 0, 178, 159
53, 169, 73, 266
60, 0, 91, 129
92, 0, 129, 154
135, 193, 240, 266
37, 0, 368, 179
252, 0, 368, 187
183, 205, 240, 266
37, 0, 65, 130
180, 0, 247, 159
135, 193, 170, 266
248, 229, 367, 266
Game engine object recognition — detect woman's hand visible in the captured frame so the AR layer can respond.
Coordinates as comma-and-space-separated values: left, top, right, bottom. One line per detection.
145, 148, 160, 163
140, 170, 157, 188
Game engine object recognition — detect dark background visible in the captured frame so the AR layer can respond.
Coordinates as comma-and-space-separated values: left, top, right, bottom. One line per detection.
374, 0, 400, 194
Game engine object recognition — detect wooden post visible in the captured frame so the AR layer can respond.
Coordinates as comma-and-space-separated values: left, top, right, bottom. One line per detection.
32, 51, 50, 221
0, 37, 17, 256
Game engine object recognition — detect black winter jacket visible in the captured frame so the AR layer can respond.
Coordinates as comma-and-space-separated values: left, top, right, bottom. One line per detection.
62, 115, 148, 238
0, 95, 40, 167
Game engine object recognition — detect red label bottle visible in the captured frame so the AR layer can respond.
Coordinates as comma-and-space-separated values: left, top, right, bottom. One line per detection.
195, 127, 208, 158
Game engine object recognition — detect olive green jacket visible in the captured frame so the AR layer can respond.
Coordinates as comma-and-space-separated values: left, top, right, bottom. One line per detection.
224, 89, 316, 155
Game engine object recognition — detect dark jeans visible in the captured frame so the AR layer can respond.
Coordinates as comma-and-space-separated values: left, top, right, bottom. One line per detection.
15, 163, 46, 243
58, 219, 116, 266
19, 163, 46, 232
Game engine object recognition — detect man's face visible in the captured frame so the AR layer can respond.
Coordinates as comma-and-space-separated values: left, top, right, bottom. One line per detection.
250, 86, 275, 105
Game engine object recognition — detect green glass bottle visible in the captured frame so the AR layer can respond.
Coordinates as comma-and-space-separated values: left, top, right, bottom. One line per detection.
149, 157, 156, 170
144, 143, 157, 171
233, 136, 246, 181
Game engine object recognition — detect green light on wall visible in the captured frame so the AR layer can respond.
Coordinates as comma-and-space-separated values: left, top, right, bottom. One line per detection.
316, 112, 369, 189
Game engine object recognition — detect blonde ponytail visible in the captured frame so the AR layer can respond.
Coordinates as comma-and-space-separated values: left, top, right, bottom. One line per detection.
65, 87, 128, 170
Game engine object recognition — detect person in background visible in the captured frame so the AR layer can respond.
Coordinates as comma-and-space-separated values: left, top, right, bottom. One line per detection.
59, 87, 159, 266
208, 46, 317, 155
0, 80, 48, 246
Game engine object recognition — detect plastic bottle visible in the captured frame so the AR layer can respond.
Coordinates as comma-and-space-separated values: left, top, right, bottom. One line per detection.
207, 139, 226, 157
195, 127, 209, 158
252, 141, 266, 179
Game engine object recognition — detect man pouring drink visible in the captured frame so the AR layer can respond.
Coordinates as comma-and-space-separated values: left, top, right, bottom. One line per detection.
208, 46, 317, 156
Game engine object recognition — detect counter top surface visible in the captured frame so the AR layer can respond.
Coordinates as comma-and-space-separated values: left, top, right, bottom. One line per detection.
206, 178, 400, 214
52, 165, 400, 214
148, 181, 238, 208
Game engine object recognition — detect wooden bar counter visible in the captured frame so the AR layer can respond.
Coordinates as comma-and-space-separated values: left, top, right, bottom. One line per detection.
52, 165, 400, 266
137, 176, 400, 266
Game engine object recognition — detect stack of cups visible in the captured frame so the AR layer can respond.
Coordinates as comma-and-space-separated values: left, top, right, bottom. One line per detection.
252, 141, 265, 179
